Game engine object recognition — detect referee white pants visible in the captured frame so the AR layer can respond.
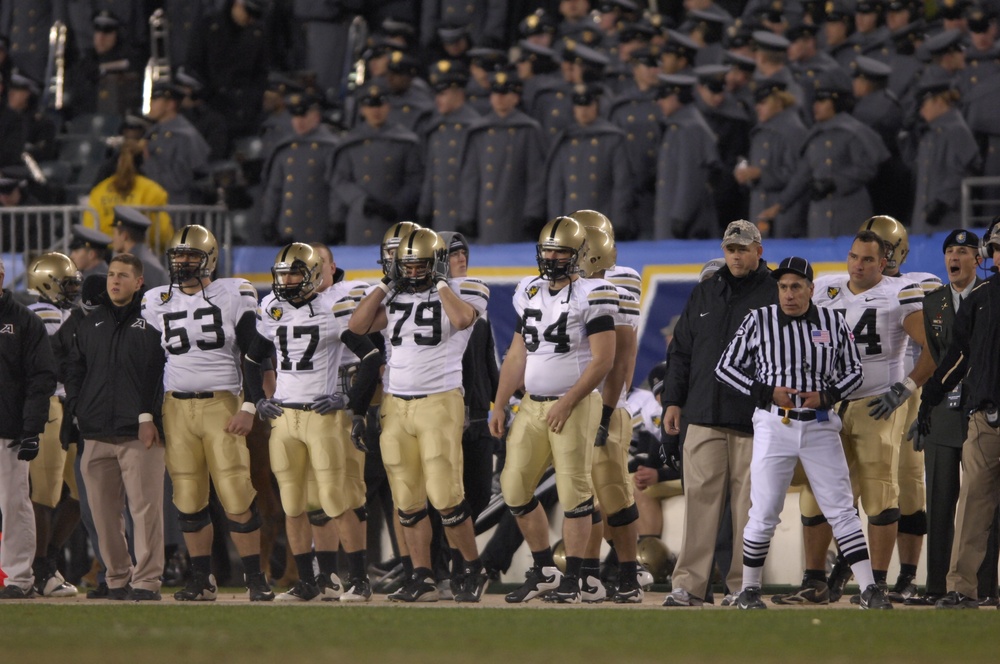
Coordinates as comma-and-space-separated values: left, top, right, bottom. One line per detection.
0, 438, 36, 591
744, 408, 863, 547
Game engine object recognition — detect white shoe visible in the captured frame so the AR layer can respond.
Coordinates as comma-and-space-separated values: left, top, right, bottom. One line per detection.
581, 575, 607, 603
316, 572, 343, 601
662, 587, 703, 607
636, 564, 654, 589
40, 571, 77, 597
720, 593, 737, 607
340, 576, 372, 602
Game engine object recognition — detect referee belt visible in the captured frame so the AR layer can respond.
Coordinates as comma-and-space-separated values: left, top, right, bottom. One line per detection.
771, 406, 822, 422
170, 391, 219, 400
529, 394, 560, 402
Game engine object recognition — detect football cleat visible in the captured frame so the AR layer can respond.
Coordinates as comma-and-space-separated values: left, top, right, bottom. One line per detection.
904, 593, 944, 606
771, 577, 830, 605
736, 586, 767, 610
979, 596, 999, 607
37, 571, 78, 597
547, 575, 582, 604
128, 588, 162, 601
887, 574, 918, 603
0, 584, 35, 599
387, 574, 440, 603
246, 572, 275, 601
580, 575, 607, 603
613, 575, 644, 604
340, 576, 373, 602
859, 583, 893, 610
636, 564, 654, 590
106, 585, 132, 601
316, 572, 343, 601
454, 566, 489, 603
720, 593, 737, 607
662, 587, 703, 607
934, 591, 979, 609
827, 555, 853, 603
505, 565, 562, 604
275, 579, 320, 602
173, 572, 218, 601
851, 581, 886, 605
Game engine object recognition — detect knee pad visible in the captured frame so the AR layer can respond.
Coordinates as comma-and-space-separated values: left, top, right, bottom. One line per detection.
607, 502, 639, 527
801, 514, 829, 527
354, 506, 368, 523
308, 509, 332, 527
508, 495, 539, 517
868, 507, 901, 527
564, 496, 595, 520
398, 507, 428, 527
591, 509, 603, 526
897, 510, 927, 535
441, 500, 471, 528
227, 502, 261, 534
178, 507, 211, 533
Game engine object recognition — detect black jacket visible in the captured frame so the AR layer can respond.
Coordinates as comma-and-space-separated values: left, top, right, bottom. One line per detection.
64, 290, 166, 440
0, 289, 57, 438
462, 316, 500, 420
662, 261, 778, 434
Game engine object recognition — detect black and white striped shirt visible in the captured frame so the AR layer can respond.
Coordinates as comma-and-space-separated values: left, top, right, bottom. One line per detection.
715, 303, 864, 406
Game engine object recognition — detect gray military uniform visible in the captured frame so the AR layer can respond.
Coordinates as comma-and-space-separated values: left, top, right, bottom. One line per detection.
143, 115, 211, 205
912, 108, 981, 234
418, 105, 483, 229
420, 0, 507, 48
0, 0, 67, 82
748, 108, 809, 238
130, 243, 169, 289
653, 104, 720, 240
387, 83, 436, 135
609, 88, 662, 239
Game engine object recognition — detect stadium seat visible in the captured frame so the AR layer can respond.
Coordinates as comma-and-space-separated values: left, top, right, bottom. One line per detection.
65, 113, 122, 138
56, 136, 107, 172
37, 161, 72, 187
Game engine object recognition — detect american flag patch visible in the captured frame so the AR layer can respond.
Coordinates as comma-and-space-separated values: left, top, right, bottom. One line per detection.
811, 329, 831, 344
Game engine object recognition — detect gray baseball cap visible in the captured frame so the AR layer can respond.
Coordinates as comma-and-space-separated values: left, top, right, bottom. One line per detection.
721, 219, 761, 248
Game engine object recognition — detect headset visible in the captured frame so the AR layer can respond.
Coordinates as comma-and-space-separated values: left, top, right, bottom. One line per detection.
981, 215, 1000, 262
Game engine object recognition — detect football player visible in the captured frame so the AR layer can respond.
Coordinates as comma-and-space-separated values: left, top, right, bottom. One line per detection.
141, 225, 276, 602
26, 253, 83, 597
350, 228, 491, 602
489, 216, 618, 604
256, 243, 382, 602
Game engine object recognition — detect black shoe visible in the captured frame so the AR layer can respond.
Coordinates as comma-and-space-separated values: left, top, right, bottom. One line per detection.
547, 575, 581, 604
0, 584, 35, 599
771, 577, 830, 605
904, 593, 944, 606
86, 582, 110, 599
387, 573, 439, 603
979, 595, 999, 607
246, 572, 275, 601
859, 583, 893, 610
128, 588, 162, 601
613, 574, 644, 604
173, 572, 218, 601
275, 578, 320, 602
827, 556, 852, 603
737, 586, 766, 610
340, 576, 373, 602
887, 574, 917, 603
935, 591, 979, 609
455, 566, 489, 603
107, 585, 133, 600
505, 565, 561, 604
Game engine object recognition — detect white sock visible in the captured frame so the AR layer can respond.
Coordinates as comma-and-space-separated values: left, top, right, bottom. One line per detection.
742, 565, 764, 591
851, 560, 875, 590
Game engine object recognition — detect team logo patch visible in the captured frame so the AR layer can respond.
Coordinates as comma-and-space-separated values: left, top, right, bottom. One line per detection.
268, 306, 283, 321
827, 287, 840, 299
811, 329, 831, 344
526, 285, 540, 299
130, 319, 146, 329
159, 292, 172, 303
0, 324, 12, 334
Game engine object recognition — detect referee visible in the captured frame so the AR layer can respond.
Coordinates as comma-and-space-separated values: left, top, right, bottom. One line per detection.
714, 257, 891, 610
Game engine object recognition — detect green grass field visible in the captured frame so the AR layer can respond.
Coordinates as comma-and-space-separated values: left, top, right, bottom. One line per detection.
3, 603, 999, 664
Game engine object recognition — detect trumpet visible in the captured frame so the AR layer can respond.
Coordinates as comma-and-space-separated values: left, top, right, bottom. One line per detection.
141, 9, 171, 116
42, 21, 67, 111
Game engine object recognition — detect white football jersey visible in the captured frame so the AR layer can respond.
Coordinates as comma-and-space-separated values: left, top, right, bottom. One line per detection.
29, 300, 70, 398
626, 387, 661, 442
896, 270, 941, 373
328, 279, 370, 391
514, 276, 619, 397
812, 275, 923, 399
610, 284, 640, 407
384, 277, 489, 396
142, 278, 259, 394
606, 264, 642, 303
257, 288, 356, 402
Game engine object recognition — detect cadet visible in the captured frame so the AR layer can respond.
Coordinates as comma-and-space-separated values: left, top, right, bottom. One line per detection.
67, 10, 143, 118
516, 41, 562, 116
385, 51, 436, 135
68, 226, 113, 279
845, 0, 892, 60
143, 82, 211, 205
787, 22, 840, 114
751, 31, 805, 109
466, 48, 508, 115
660, 30, 699, 75
261, 92, 340, 245
331, 84, 423, 246
823, 0, 860, 70
109, 207, 169, 289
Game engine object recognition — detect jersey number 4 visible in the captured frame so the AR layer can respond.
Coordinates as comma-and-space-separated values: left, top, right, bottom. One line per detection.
389, 301, 442, 346
163, 307, 224, 355
836, 307, 882, 356
522, 309, 570, 353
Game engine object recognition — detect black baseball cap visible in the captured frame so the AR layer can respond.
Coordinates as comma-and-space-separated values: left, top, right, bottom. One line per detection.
942, 228, 980, 252
772, 256, 814, 281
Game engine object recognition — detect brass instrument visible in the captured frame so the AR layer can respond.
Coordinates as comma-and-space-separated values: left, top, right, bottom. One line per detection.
42, 21, 67, 111
21, 152, 47, 185
141, 9, 171, 116
341, 16, 368, 123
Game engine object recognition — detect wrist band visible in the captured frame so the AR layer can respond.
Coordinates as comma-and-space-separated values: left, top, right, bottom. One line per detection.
138, 413, 154, 424
376, 282, 391, 295
902, 377, 917, 394
241, 402, 257, 415
435, 279, 449, 291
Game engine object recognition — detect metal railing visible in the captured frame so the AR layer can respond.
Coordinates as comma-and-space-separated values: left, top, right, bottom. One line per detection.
130, 204, 233, 276
961, 176, 1000, 228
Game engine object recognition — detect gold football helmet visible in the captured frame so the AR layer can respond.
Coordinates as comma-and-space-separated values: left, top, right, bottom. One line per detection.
552, 539, 567, 574
569, 209, 615, 240
167, 224, 219, 283
396, 228, 447, 292
28, 252, 82, 309
380, 221, 421, 278
636, 536, 676, 584
580, 226, 616, 277
859, 215, 908, 272
536, 216, 587, 281
272, 243, 323, 303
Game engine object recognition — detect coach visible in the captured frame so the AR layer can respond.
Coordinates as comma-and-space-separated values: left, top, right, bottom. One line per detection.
65, 254, 167, 601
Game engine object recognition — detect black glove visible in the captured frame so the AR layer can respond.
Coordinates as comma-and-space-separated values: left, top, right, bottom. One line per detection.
255, 398, 284, 420
661, 434, 681, 473
907, 402, 933, 452
9, 434, 40, 461
349, 412, 369, 452
59, 414, 79, 451
810, 178, 836, 201
594, 424, 609, 447
924, 200, 948, 226
867, 381, 912, 420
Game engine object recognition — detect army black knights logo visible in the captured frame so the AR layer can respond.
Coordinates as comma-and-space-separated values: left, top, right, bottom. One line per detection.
268, 306, 284, 321
526, 284, 540, 299
827, 287, 840, 299
160, 292, 172, 303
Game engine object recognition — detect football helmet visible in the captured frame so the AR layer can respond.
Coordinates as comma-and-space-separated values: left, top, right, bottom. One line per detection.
536, 216, 587, 282
636, 537, 676, 584
167, 224, 219, 284
380, 221, 421, 279
859, 215, 908, 272
396, 228, 447, 292
580, 226, 616, 277
569, 209, 615, 240
272, 242, 323, 303
552, 539, 567, 574
27, 252, 82, 309
982, 216, 1000, 260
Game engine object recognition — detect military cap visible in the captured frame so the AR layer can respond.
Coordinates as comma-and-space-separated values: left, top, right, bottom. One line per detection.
695, 64, 730, 92
150, 81, 185, 101
0, 176, 25, 194
437, 23, 470, 43
938, 0, 970, 20
516, 41, 557, 64
655, 73, 697, 98
286, 91, 322, 115
380, 18, 416, 39
755, 0, 787, 22
786, 21, 821, 41
772, 256, 814, 281
814, 68, 853, 98
174, 69, 204, 93
122, 112, 151, 133
852, 55, 892, 80
824, 0, 854, 21
266, 72, 304, 95
942, 228, 980, 252
489, 70, 523, 94
753, 30, 791, 52
387, 50, 422, 77
428, 59, 470, 92
644, 12, 676, 34
722, 219, 762, 247
69, 225, 113, 251
925, 28, 965, 56
562, 42, 611, 69
571, 83, 602, 105
598, 0, 639, 11
891, 20, 926, 47
886, 0, 914, 11
92, 9, 120, 31
725, 51, 757, 72
630, 45, 662, 66
663, 30, 700, 57
753, 77, 788, 102
362, 36, 396, 61
468, 47, 508, 70
967, 6, 996, 33
241, 0, 269, 16
855, 0, 883, 13
357, 84, 389, 107
618, 22, 658, 43
561, 24, 604, 47
519, 9, 557, 37
724, 20, 754, 49
915, 67, 955, 100
9, 72, 40, 96
689, 8, 731, 26
112, 206, 153, 235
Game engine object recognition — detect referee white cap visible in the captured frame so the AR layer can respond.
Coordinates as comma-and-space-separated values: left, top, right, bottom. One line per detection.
772, 256, 814, 282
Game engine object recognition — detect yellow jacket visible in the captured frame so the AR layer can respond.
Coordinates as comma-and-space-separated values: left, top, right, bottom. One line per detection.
85, 176, 174, 248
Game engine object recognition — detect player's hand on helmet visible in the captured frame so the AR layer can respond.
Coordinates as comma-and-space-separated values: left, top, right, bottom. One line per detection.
255, 398, 284, 420
349, 412, 369, 452
311, 393, 348, 415
432, 254, 450, 284
9, 434, 40, 461
867, 381, 912, 420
